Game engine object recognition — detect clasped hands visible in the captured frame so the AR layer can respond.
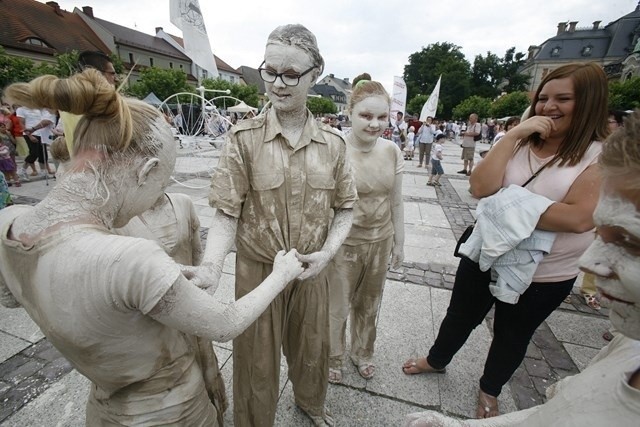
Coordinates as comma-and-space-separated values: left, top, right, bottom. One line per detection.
181, 248, 331, 292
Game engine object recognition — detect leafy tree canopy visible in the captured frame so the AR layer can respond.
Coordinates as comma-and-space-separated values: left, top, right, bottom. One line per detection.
452, 95, 492, 120
403, 42, 471, 119
307, 96, 337, 116
490, 91, 530, 118
609, 77, 640, 110
127, 67, 193, 102
406, 94, 442, 118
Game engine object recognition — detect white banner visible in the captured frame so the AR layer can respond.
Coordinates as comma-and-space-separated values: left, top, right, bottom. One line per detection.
170, 0, 218, 80
390, 76, 407, 119
420, 75, 441, 121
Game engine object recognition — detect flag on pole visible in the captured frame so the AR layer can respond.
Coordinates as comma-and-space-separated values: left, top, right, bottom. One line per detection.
170, 0, 218, 80
419, 75, 441, 121
390, 76, 407, 119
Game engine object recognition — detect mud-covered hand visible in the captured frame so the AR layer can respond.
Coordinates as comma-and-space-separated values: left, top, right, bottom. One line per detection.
272, 249, 305, 283
391, 245, 404, 269
180, 264, 223, 295
295, 250, 331, 281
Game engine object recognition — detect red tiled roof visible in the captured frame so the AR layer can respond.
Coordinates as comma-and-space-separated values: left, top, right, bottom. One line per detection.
0, 0, 111, 56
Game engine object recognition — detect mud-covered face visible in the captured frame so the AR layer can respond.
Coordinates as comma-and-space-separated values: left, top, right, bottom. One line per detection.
263, 43, 316, 113
350, 95, 389, 145
579, 177, 640, 340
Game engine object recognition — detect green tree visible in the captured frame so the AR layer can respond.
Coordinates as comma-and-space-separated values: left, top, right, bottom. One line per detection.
128, 67, 193, 101
307, 96, 336, 116
501, 47, 530, 92
0, 46, 37, 88
403, 42, 471, 118
406, 94, 428, 117
470, 51, 503, 99
490, 91, 530, 118
201, 78, 260, 108
609, 77, 640, 110
452, 95, 492, 120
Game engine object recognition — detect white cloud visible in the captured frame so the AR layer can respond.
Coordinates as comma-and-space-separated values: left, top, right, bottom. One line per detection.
43, 0, 638, 93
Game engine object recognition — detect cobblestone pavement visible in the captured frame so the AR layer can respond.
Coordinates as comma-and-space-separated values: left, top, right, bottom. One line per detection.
0, 140, 611, 425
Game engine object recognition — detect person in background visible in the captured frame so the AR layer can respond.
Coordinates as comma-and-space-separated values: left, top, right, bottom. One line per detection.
402, 63, 608, 418
327, 72, 404, 385
426, 134, 446, 186
458, 113, 481, 176
392, 111, 408, 150
404, 126, 415, 160
491, 117, 520, 147
416, 116, 435, 169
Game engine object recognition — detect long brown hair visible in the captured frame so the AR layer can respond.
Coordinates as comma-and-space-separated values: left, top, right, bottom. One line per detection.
518, 63, 609, 167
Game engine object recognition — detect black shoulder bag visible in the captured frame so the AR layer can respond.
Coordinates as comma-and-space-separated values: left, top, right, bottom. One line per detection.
453, 162, 552, 257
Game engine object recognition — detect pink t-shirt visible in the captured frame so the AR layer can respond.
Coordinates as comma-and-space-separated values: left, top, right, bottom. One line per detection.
503, 141, 602, 282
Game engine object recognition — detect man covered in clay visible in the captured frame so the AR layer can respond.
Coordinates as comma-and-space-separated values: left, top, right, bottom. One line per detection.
201, 24, 357, 426
0, 69, 304, 426
404, 111, 640, 426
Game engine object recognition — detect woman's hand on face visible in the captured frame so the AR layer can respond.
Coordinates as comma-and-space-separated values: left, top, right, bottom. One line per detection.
512, 116, 556, 140
273, 249, 305, 283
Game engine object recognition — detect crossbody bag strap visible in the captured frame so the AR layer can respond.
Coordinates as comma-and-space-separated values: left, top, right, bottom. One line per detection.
522, 160, 553, 188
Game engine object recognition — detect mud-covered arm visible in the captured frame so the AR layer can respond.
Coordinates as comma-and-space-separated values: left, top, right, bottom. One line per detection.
390, 173, 405, 268
150, 250, 303, 342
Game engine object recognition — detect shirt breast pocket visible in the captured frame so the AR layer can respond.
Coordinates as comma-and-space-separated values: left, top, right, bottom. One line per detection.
304, 173, 336, 218
250, 173, 284, 210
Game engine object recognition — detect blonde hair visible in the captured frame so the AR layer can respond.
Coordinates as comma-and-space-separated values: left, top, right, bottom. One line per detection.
349, 73, 391, 111
600, 109, 640, 190
4, 69, 165, 160
50, 136, 70, 162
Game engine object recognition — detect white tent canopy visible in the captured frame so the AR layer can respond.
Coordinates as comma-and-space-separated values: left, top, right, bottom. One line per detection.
142, 92, 163, 106
227, 101, 258, 113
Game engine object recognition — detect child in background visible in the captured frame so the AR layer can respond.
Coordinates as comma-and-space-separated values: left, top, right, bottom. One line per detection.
0, 123, 19, 187
427, 134, 445, 186
404, 126, 415, 160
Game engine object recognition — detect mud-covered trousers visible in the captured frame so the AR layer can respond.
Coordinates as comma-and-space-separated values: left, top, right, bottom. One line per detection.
233, 252, 330, 427
328, 236, 393, 369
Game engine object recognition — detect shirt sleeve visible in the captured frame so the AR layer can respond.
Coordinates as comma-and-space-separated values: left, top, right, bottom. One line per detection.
208, 132, 250, 218
332, 140, 358, 210
107, 237, 182, 315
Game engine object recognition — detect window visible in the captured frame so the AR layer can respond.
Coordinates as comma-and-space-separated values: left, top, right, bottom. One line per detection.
581, 45, 593, 57
180, 64, 183, 69
23, 38, 49, 47
169, 62, 173, 69
149, 58, 154, 67
550, 46, 561, 57
129, 53, 134, 64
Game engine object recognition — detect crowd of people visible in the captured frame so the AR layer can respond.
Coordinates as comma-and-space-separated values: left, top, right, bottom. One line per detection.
0, 23, 637, 427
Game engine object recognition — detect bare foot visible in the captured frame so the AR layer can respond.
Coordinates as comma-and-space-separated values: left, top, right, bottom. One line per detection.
402, 357, 446, 375
475, 389, 499, 418
356, 363, 375, 380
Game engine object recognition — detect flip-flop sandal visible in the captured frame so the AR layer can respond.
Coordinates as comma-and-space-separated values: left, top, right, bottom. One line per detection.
356, 363, 375, 380
476, 389, 500, 419
583, 294, 601, 310
328, 368, 342, 384
401, 357, 446, 375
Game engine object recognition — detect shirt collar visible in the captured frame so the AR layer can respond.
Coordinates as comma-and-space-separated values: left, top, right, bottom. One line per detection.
263, 107, 327, 149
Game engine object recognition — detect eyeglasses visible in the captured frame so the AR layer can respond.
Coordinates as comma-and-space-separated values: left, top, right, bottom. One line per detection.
258, 61, 316, 87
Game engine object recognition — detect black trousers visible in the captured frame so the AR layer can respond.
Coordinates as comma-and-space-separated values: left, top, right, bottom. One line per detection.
427, 256, 574, 396
24, 135, 48, 165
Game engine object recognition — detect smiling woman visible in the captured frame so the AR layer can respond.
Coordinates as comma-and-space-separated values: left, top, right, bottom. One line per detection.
402, 63, 610, 420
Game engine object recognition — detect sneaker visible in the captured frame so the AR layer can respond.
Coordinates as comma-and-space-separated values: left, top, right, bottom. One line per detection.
18, 169, 30, 181
417, 164, 422, 168
427, 182, 434, 186
457, 169, 467, 174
